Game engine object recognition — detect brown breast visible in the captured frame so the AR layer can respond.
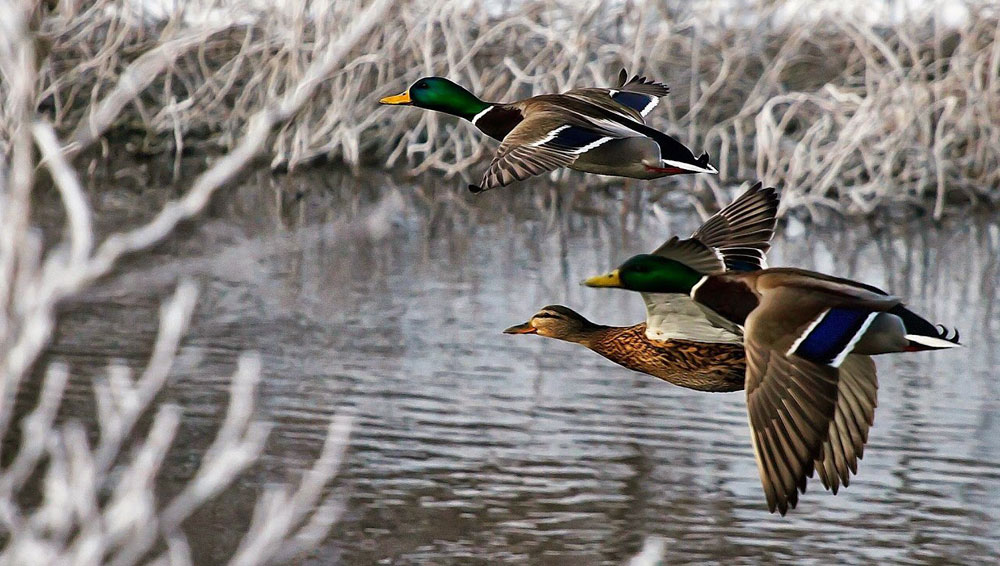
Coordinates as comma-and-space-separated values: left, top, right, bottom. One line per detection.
474, 105, 523, 141
586, 324, 746, 393
694, 277, 758, 328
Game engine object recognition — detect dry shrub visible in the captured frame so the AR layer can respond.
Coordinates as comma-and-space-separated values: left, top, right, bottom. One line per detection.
4, 0, 999, 217
0, 0, 394, 562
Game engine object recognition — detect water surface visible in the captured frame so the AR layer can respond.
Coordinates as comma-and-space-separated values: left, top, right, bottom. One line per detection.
32, 169, 1000, 564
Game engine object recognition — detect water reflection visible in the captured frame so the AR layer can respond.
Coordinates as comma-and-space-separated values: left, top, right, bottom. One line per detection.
29, 169, 1000, 564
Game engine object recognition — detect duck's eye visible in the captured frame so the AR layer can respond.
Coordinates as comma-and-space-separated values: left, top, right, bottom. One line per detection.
416, 82, 428, 89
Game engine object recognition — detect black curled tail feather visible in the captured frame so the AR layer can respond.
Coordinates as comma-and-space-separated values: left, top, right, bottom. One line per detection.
934, 324, 961, 345
890, 305, 937, 336
890, 305, 961, 350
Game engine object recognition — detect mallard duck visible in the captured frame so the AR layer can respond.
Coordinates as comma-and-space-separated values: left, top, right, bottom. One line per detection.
585, 245, 962, 515
505, 183, 779, 392
380, 69, 717, 193
504, 306, 747, 392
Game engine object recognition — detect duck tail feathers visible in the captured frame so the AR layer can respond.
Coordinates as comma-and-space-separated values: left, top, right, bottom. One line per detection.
904, 325, 961, 350
661, 152, 718, 175
890, 305, 962, 350
698, 152, 718, 174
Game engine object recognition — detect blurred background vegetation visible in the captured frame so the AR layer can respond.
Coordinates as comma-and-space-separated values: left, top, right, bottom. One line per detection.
6, 0, 998, 217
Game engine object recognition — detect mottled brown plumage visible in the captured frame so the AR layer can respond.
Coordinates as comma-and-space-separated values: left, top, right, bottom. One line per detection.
504, 306, 746, 392
586, 323, 746, 392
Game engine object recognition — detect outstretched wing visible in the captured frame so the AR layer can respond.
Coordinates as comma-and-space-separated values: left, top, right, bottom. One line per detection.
743, 330, 839, 515
469, 120, 584, 193
650, 236, 727, 274
470, 105, 641, 193
690, 182, 780, 271
740, 280, 894, 514
565, 68, 670, 120
641, 183, 780, 342
611, 69, 670, 117
814, 354, 878, 495
650, 183, 778, 272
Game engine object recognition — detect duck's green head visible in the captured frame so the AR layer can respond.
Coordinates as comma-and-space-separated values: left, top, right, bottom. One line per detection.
584, 254, 703, 294
379, 77, 489, 120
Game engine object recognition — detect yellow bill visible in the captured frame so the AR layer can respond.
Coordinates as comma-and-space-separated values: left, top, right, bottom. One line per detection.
379, 90, 412, 105
583, 269, 622, 288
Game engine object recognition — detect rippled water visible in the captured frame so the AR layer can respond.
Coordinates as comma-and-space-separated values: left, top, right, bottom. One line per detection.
28, 169, 1000, 564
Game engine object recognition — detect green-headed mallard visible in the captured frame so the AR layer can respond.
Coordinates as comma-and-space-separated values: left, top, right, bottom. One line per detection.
505, 182, 778, 393
585, 240, 962, 515
380, 69, 717, 193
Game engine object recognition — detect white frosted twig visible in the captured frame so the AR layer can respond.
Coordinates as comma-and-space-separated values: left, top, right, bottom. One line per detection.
0, 3, 370, 565
0, 0, 37, 352
80, 0, 394, 288
108, 355, 270, 566
65, 23, 236, 157
103, 404, 182, 547
163, 355, 271, 522
0, 363, 69, 495
626, 536, 666, 566
31, 121, 93, 265
93, 280, 198, 474
229, 414, 353, 566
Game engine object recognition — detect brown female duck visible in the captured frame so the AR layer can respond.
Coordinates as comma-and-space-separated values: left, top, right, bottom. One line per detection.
505, 305, 746, 392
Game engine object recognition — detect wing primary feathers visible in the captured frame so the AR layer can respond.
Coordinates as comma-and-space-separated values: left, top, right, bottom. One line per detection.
663, 182, 782, 273
813, 354, 878, 495
616, 69, 671, 97
692, 183, 780, 269
650, 237, 728, 274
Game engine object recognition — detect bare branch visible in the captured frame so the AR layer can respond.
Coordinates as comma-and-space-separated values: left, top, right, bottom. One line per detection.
65, 23, 236, 158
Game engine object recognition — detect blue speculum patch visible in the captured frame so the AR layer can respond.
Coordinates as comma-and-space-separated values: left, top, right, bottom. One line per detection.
551, 126, 605, 149
793, 308, 873, 365
612, 91, 652, 113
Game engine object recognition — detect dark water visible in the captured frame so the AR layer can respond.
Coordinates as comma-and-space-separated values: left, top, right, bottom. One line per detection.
30, 169, 1000, 564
